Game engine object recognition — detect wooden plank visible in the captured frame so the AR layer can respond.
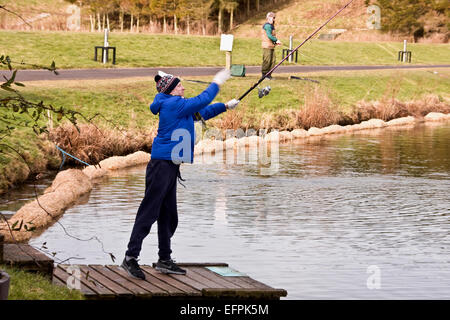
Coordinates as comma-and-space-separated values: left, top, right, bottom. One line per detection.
52, 266, 70, 284
3, 244, 54, 278
199, 267, 272, 289
187, 267, 242, 289
172, 267, 224, 289
53, 265, 98, 297
202, 287, 287, 299
168, 273, 209, 291
145, 266, 209, 292
234, 276, 273, 289
88, 265, 152, 298
134, 268, 187, 296
211, 276, 257, 289
104, 265, 169, 297
152, 262, 228, 268
174, 262, 229, 267
3, 244, 53, 263
58, 264, 116, 298
140, 266, 201, 296
105, 264, 169, 297
52, 274, 67, 287
79, 265, 134, 298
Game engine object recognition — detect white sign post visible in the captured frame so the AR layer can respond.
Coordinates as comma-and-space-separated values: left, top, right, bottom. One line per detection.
103, 28, 109, 64
288, 35, 293, 63
403, 40, 407, 62
220, 34, 234, 70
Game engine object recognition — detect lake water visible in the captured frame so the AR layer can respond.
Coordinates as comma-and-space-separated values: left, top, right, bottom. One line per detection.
4, 122, 449, 299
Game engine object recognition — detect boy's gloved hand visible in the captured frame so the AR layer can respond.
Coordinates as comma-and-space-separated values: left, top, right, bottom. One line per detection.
213, 69, 231, 86
226, 99, 240, 110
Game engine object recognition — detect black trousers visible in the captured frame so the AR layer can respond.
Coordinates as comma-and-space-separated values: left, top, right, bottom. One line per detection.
126, 159, 179, 260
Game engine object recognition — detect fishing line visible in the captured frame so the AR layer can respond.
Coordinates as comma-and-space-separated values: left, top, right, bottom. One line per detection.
55, 145, 91, 169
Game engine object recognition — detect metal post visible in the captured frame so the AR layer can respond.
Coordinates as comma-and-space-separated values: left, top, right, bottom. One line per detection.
403, 40, 407, 63
289, 35, 293, 63
103, 28, 109, 64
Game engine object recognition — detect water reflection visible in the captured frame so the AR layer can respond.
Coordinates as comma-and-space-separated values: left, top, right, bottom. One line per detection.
16, 122, 450, 299
0, 175, 55, 218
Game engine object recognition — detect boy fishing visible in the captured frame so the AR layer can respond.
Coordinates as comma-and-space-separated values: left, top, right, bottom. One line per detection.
122, 69, 239, 279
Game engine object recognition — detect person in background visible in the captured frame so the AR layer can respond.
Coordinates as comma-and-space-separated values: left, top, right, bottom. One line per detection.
121, 69, 240, 280
261, 11, 282, 79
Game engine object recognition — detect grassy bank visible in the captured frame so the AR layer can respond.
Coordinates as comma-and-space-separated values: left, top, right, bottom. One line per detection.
0, 68, 449, 193
13, 68, 449, 110
17, 68, 450, 121
1, 31, 449, 69
0, 264, 84, 300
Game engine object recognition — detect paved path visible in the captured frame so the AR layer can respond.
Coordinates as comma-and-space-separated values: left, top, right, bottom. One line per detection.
2, 64, 449, 82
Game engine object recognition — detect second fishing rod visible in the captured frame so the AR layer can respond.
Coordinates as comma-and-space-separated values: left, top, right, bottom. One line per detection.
237, 0, 355, 102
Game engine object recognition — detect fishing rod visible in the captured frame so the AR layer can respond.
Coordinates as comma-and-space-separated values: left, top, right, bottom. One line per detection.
237, 0, 355, 101
181, 78, 211, 85
289, 75, 320, 84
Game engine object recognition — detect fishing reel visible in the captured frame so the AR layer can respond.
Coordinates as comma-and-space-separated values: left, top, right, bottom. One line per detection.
258, 86, 271, 98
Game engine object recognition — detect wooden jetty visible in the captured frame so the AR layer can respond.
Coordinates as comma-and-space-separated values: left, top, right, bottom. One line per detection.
52, 263, 287, 300
0, 236, 54, 280
0, 238, 286, 299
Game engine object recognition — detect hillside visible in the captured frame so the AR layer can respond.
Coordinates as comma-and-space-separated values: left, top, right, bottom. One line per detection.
234, 0, 367, 38
1, 0, 382, 40
0, 0, 368, 31
0, 0, 446, 42
232, 0, 434, 43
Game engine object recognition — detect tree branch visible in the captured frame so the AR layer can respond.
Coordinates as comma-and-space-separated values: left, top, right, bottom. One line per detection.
0, 5, 32, 28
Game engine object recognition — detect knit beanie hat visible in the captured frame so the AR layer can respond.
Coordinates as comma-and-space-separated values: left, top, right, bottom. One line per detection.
155, 73, 180, 94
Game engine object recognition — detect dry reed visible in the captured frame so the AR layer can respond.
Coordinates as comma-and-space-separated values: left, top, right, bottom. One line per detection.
354, 94, 450, 122
48, 123, 155, 166
214, 107, 245, 131
296, 85, 342, 129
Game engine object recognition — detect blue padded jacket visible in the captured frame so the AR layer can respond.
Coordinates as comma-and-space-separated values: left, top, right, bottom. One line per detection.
149, 83, 226, 163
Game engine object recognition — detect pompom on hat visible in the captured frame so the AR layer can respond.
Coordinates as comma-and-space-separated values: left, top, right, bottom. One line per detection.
155, 71, 180, 94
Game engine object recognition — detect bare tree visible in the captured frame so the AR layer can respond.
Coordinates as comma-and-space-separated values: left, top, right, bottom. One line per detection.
224, 0, 239, 31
